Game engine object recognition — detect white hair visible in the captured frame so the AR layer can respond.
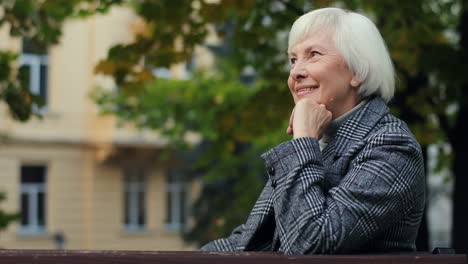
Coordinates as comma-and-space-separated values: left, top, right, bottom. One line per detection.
288, 8, 395, 102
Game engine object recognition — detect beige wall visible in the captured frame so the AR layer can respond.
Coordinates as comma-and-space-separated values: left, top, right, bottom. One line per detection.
90, 164, 189, 251
0, 142, 86, 249
0, 141, 192, 250
0, 6, 201, 250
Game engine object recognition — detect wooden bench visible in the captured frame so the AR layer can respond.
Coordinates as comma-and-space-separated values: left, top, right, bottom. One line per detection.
0, 249, 466, 264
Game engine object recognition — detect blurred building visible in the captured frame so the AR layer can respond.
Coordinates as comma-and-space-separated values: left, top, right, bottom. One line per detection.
0, 7, 214, 250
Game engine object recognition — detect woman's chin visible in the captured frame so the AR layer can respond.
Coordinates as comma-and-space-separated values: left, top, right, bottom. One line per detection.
295, 93, 320, 104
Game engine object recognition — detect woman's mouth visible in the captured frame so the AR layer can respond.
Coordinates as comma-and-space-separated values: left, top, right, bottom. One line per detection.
296, 86, 319, 96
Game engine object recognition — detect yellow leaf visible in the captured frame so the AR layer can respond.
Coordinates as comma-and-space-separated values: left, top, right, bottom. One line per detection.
94, 60, 116, 75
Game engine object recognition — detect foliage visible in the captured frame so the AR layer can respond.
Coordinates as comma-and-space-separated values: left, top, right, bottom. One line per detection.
0, 193, 20, 232
91, 61, 292, 242
0, 50, 35, 121
92, 0, 302, 244
0, 0, 124, 121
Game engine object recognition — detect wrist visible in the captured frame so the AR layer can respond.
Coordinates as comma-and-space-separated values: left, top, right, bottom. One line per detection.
293, 131, 321, 140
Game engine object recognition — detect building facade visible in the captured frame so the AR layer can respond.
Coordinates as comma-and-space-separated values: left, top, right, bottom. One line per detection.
0, 7, 208, 250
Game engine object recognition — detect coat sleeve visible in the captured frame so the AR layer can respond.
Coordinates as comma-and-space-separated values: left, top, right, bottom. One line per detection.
199, 224, 245, 251
200, 178, 277, 252
261, 133, 425, 254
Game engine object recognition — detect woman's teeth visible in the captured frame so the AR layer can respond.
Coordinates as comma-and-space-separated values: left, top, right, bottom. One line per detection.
298, 87, 317, 92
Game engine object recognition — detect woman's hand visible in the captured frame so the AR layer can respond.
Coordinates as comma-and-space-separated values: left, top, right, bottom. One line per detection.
286, 98, 332, 139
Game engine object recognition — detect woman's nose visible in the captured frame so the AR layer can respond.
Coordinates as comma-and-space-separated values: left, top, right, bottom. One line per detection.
290, 62, 308, 80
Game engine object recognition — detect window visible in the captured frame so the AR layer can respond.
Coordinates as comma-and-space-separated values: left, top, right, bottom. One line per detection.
151, 54, 195, 80
165, 170, 188, 232
20, 165, 47, 235
152, 67, 172, 79
123, 168, 147, 232
19, 38, 48, 108
182, 55, 195, 80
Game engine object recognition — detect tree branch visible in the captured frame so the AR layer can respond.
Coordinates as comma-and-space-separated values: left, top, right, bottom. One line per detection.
276, 0, 304, 16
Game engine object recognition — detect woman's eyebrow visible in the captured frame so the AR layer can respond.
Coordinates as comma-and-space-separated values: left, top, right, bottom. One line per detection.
304, 44, 326, 53
288, 44, 326, 57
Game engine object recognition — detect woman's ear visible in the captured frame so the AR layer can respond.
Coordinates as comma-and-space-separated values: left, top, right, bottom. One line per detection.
350, 77, 361, 88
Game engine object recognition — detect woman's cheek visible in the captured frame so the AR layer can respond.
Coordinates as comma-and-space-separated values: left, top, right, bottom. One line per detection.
316, 89, 326, 104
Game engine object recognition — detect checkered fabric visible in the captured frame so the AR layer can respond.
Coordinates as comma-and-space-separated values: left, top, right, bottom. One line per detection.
200, 96, 425, 254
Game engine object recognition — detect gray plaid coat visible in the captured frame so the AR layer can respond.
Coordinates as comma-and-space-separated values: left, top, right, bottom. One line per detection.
200, 96, 425, 254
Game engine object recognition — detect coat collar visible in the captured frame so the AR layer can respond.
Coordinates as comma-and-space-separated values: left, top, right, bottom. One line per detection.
322, 96, 389, 159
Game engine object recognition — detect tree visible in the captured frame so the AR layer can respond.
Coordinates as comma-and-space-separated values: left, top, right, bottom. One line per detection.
450, 0, 468, 254
0, 0, 124, 121
0, 193, 19, 235
92, 0, 300, 244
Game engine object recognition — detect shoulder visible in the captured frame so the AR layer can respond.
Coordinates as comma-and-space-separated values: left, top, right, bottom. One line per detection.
354, 112, 425, 186
369, 112, 421, 151
333, 97, 421, 156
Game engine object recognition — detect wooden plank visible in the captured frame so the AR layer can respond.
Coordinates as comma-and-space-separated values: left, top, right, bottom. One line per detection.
0, 250, 466, 264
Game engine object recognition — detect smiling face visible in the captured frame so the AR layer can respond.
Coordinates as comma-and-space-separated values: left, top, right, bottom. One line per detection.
288, 30, 361, 119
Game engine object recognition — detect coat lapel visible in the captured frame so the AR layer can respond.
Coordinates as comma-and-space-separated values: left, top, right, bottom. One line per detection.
325, 97, 389, 159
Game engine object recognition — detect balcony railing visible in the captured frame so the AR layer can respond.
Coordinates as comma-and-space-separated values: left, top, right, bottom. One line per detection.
0, 249, 466, 264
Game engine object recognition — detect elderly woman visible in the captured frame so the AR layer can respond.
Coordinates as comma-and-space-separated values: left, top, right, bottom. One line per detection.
200, 7, 425, 254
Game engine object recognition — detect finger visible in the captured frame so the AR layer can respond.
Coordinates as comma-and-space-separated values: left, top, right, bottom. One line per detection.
287, 107, 295, 135
289, 107, 296, 129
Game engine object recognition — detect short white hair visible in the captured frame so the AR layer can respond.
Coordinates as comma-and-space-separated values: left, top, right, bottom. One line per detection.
288, 8, 395, 102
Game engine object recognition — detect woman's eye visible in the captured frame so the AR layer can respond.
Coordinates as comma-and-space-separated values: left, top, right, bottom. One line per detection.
311, 51, 321, 57
290, 58, 297, 64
